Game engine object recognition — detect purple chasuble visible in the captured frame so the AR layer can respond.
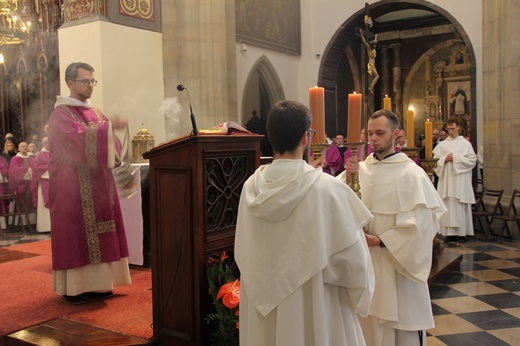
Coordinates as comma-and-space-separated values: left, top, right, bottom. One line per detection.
48, 105, 129, 271
8, 155, 31, 194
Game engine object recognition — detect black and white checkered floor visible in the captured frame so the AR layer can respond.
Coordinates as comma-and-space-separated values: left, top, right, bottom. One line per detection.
1, 228, 519, 345
428, 237, 520, 345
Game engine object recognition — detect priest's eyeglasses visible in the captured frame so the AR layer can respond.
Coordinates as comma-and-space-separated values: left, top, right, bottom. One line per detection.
74, 79, 98, 86
307, 129, 316, 139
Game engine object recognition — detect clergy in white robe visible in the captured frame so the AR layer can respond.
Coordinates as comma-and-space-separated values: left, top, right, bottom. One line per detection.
433, 116, 477, 239
341, 109, 446, 346
235, 100, 375, 346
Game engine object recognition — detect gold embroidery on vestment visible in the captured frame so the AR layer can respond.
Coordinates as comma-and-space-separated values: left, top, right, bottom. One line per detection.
63, 106, 116, 264
85, 127, 98, 168
78, 166, 102, 264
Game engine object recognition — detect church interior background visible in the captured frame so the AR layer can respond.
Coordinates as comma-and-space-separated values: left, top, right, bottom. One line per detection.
0, 1, 516, 225
0, 1, 519, 345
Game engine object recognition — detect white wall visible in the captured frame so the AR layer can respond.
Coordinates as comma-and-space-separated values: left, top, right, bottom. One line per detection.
58, 21, 165, 144
235, 0, 483, 142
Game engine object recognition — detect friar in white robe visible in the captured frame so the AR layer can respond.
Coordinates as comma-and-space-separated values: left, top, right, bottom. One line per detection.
340, 109, 446, 346
433, 116, 477, 238
235, 100, 375, 346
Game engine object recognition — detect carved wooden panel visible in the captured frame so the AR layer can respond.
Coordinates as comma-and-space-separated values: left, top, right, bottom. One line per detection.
205, 155, 248, 239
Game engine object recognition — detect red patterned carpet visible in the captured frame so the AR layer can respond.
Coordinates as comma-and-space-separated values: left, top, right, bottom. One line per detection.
0, 240, 153, 342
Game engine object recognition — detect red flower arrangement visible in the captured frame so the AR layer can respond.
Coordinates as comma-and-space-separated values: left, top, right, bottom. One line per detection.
205, 251, 240, 346
217, 280, 240, 309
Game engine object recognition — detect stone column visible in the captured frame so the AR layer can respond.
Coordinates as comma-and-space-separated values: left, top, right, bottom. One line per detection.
163, 0, 238, 136
59, 0, 166, 143
482, 0, 520, 193
380, 46, 391, 105
391, 44, 403, 123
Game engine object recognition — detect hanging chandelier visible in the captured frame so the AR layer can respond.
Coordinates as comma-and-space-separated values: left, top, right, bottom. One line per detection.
0, 0, 29, 46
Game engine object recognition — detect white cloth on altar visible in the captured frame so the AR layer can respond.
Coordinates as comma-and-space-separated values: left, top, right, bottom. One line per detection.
339, 152, 446, 341
236, 159, 375, 345
433, 135, 477, 236
113, 164, 145, 266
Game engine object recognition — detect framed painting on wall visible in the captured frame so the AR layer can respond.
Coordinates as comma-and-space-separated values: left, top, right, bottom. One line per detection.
447, 80, 470, 118
447, 80, 471, 136
235, 0, 301, 55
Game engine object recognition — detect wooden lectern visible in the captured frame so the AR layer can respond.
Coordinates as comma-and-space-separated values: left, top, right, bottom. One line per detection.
143, 134, 263, 345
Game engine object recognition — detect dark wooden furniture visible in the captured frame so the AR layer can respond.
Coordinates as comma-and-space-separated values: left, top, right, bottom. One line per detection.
0, 192, 33, 234
143, 134, 262, 345
472, 188, 505, 241
494, 189, 519, 243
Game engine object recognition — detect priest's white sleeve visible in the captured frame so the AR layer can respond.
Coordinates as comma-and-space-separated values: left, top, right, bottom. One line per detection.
323, 229, 375, 317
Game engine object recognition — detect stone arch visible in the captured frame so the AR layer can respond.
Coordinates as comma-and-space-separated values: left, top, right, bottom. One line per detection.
241, 55, 284, 156
241, 55, 285, 121
318, 0, 476, 142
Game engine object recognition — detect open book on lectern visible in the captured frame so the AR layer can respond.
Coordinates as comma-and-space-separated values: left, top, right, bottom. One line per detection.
199, 121, 252, 135
153, 121, 255, 150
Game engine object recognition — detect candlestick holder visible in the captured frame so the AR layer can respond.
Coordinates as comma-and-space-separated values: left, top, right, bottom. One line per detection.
400, 147, 420, 161
346, 141, 364, 199
310, 143, 330, 159
420, 158, 439, 179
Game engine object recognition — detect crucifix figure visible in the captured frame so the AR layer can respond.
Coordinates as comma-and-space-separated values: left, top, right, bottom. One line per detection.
359, 28, 379, 95
359, 4, 379, 95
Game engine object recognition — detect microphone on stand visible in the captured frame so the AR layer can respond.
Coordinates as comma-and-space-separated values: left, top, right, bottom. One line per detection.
177, 84, 199, 136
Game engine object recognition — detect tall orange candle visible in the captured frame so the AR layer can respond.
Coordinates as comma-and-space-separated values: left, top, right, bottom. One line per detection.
309, 86, 326, 143
406, 110, 415, 147
347, 92, 362, 142
383, 95, 391, 111
425, 119, 433, 158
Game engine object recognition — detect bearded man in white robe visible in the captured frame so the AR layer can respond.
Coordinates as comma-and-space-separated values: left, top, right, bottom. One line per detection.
433, 116, 477, 242
235, 100, 375, 345
342, 109, 446, 346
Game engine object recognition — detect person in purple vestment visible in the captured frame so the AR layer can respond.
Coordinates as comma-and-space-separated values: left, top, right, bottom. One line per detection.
8, 142, 33, 220
344, 128, 373, 163
395, 129, 422, 166
48, 62, 131, 305
323, 134, 349, 176
30, 137, 51, 232
8, 142, 32, 195
30, 137, 50, 205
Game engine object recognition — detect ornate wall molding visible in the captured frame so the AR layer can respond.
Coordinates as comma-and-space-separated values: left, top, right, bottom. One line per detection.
65, 0, 96, 22
119, 0, 155, 22
63, 0, 160, 32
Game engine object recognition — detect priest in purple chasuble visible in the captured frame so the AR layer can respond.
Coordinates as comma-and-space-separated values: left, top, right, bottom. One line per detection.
8, 142, 33, 200
30, 137, 51, 232
48, 62, 131, 305
323, 134, 348, 176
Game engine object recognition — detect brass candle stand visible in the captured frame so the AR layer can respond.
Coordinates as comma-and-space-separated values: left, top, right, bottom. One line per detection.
400, 147, 420, 161
421, 158, 439, 179
346, 141, 364, 199
310, 143, 330, 159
